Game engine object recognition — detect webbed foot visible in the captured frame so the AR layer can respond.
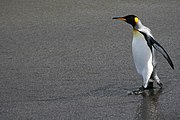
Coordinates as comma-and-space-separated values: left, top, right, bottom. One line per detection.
157, 82, 163, 88
132, 87, 144, 95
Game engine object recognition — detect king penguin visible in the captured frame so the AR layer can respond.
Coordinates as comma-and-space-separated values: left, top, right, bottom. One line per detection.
112, 15, 174, 90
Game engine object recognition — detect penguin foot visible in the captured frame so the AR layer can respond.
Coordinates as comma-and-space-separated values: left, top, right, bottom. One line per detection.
157, 82, 163, 88
127, 88, 144, 95
139, 86, 145, 91
132, 89, 143, 95
139, 85, 154, 90
147, 82, 154, 89
131, 87, 144, 95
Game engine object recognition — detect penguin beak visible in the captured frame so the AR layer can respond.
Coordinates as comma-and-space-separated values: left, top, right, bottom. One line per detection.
112, 16, 126, 21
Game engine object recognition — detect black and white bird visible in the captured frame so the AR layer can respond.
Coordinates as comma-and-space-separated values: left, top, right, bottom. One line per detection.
112, 15, 174, 90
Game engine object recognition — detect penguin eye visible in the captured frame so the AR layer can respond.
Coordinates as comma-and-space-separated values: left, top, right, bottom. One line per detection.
134, 17, 139, 23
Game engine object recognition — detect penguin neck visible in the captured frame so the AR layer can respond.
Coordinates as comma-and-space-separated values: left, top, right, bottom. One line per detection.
133, 20, 153, 37
133, 20, 144, 30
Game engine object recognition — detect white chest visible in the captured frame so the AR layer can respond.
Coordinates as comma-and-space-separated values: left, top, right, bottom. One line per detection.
132, 30, 152, 74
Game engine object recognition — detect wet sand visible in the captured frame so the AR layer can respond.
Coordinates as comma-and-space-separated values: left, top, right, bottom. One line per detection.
1, 0, 180, 119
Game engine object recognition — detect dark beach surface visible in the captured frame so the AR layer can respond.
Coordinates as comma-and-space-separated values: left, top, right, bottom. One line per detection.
1, 0, 180, 119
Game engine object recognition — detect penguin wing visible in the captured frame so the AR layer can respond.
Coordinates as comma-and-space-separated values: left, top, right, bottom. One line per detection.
139, 31, 174, 69
151, 39, 174, 69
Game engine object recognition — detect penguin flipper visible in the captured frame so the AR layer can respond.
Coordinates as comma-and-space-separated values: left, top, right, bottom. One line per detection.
152, 39, 174, 69
139, 31, 174, 70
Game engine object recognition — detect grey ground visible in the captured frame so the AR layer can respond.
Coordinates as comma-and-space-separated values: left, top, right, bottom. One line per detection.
0, 0, 180, 120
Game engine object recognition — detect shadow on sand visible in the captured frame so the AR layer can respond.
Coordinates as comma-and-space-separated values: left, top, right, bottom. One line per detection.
135, 88, 163, 120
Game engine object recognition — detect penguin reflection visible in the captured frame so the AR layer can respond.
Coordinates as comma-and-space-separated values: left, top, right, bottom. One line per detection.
135, 89, 163, 120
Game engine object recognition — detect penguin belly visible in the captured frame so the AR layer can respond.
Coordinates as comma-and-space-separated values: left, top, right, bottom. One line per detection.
132, 30, 153, 87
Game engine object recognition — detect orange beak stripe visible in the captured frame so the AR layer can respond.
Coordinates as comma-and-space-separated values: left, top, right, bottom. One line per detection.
112, 17, 126, 21
117, 17, 126, 21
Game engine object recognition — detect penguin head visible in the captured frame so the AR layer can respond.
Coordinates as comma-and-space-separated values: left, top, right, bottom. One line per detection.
112, 15, 139, 27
